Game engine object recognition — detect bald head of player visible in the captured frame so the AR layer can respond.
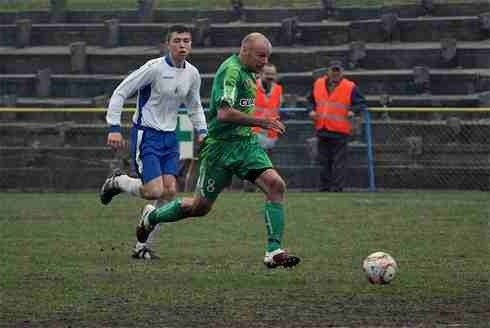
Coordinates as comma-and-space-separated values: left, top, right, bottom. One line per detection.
239, 32, 272, 73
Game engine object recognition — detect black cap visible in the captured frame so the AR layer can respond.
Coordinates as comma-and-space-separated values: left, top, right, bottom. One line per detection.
327, 60, 343, 69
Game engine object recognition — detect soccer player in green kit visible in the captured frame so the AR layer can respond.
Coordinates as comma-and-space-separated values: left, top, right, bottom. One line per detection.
136, 32, 300, 268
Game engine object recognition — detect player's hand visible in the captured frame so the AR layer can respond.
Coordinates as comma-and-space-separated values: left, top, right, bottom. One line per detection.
197, 133, 207, 144
107, 132, 127, 151
262, 117, 286, 136
308, 111, 317, 121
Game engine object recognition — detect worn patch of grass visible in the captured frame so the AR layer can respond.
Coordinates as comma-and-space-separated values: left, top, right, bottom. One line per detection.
0, 191, 489, 327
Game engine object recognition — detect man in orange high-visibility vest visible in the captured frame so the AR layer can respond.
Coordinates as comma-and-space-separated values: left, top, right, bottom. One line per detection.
308, 60, 367, 192
252, 63, 283, 154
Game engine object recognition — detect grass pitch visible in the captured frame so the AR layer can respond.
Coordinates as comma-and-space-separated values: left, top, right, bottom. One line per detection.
0, 191, 489, 327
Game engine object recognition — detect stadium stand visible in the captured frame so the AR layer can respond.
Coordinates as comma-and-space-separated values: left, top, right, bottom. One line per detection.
0, 0, 489, 191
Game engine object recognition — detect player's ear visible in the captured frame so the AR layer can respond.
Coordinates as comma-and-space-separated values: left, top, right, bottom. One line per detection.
241, 44, 248, 55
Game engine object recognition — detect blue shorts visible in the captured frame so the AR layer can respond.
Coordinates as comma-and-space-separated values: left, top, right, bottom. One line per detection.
130, 126, 179, 184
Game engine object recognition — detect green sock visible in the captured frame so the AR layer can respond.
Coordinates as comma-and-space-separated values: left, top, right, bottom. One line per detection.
148, 198, 184, 225
264, 202, 284, 252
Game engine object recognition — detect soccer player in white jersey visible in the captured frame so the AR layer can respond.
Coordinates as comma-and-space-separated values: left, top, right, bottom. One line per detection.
99, 25, 208, 260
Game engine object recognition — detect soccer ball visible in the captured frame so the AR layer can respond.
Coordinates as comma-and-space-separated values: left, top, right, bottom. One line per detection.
362, 251, 398, 284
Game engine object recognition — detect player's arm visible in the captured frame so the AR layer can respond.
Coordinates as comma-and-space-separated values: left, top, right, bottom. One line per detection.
217, 103, 285, 135
216, 66, 285, 134
185, 71, 208, 143
106, 61, 156, 150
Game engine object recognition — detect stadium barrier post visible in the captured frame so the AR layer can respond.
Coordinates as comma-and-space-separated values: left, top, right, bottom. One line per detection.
364, 109, 376, 192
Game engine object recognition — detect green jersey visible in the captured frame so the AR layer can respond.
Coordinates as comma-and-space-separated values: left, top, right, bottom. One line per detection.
197, 56, 273, 201
207, 55, 257, 141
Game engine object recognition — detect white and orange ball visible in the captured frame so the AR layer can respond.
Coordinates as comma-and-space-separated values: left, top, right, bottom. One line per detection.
362, 251, 398, 284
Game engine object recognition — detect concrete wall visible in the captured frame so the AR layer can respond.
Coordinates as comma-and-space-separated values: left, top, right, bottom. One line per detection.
1, 3, 490, 191
2, 45, 490, 76
1, 3, 490, 24
2, 71, 489, 99
0, 17, 486, 47
1, 118, 488, 190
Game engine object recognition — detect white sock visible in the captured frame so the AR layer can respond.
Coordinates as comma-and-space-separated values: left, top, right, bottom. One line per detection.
145, 199, 169, 247
134, 223, 161, 251
134, 242, 147, 252
146, 224, 161, 246
134, 200, 168, 251
116, 175, 142, 197
153, 199, 169, 208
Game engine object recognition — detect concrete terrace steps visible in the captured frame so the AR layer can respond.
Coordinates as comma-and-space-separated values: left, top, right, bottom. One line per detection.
2, 119, 489, 147
0, 94, 483, 112
271, 143, 490, 167
0, 16, 486, 47
2, 165, 488, 191
1, 3, 490, 24
0, 146, 116, 168
0, 41, 490, 74
2, 142, 488, 169
2, 42, 490, 74
281, 119, 490, 144
0, 167, 109, 191
2, 68, 490, 98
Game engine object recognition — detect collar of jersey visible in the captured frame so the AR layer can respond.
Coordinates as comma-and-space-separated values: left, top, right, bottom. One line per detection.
165, 55, 186, 69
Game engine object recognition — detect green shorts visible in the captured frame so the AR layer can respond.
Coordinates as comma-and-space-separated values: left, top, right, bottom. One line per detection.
195, 137, 273, 201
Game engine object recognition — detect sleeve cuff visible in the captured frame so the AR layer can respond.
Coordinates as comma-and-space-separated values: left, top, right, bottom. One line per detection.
109, 125, 122, 133
219, 97, 233, 108
197, 129, 208, 136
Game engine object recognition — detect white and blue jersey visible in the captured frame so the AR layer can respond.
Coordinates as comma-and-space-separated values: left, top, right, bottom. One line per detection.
106, 56, 207, 183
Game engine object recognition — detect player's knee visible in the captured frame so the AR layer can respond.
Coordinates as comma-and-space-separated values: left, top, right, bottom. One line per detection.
162, 186, 177, 200
192, 206, 211, 217
269, 176, 286, 195
140, 185, 164, 200
191, 202, 212, 217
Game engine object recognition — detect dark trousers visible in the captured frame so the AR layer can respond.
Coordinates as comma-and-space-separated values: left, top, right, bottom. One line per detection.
317, 135, 348, 191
